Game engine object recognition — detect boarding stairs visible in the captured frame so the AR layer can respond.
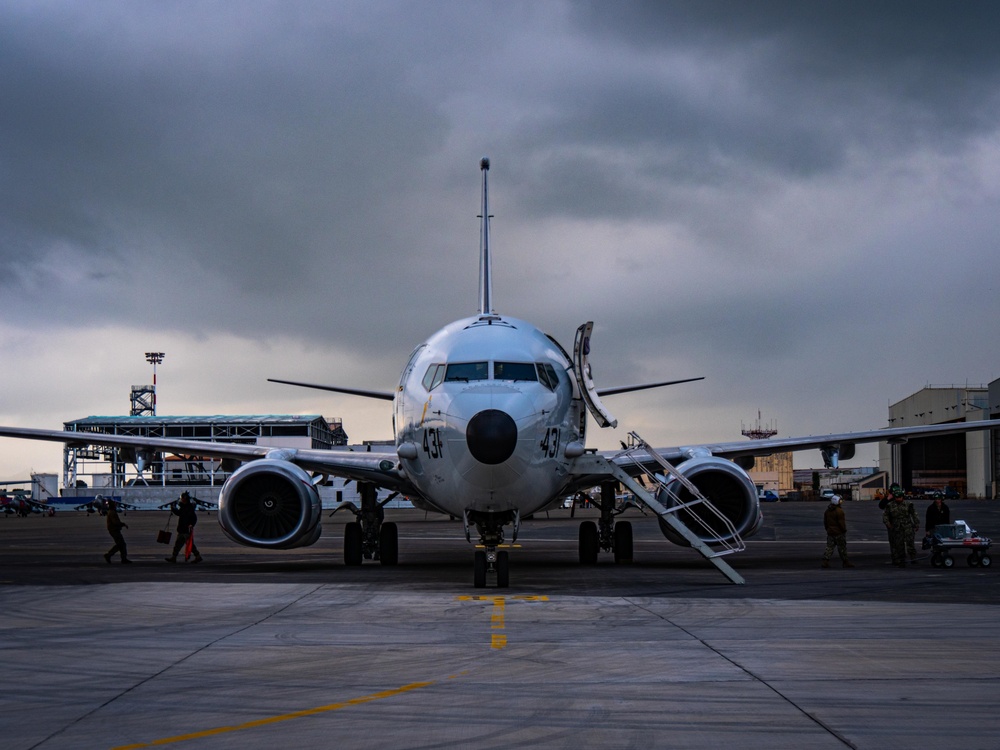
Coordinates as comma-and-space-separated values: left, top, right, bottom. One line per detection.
569, 432, 746, 585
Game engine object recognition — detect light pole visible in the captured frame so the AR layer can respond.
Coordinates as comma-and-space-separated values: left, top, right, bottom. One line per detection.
145, 352, 165, 416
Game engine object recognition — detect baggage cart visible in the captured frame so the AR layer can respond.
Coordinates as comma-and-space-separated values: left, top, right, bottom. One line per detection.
928, 521, 992, 568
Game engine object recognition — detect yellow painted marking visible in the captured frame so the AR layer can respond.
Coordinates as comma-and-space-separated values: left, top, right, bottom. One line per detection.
419, 396, 431, 427
455, 595, 548, 602
456, 595, 548, 651
111, 680, 434, 750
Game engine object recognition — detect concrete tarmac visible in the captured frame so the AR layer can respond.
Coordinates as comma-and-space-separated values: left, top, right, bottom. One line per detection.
2, 500, 999, 749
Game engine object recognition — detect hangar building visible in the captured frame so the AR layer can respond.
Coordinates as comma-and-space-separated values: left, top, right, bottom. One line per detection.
879, 381, 1000, 498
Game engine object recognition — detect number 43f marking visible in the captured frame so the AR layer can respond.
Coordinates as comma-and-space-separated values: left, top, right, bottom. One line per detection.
422, 428, 443, 458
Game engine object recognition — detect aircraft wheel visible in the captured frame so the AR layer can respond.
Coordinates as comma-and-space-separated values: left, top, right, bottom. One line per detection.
579, 521, 599, 565
496, 550, 510, 588
979, 553, 991, 567
344, 522, 363, 566
379, 522, 398, 566
942, 554, 954, 568
474, 550, 487, 588
614, 521, 634, 563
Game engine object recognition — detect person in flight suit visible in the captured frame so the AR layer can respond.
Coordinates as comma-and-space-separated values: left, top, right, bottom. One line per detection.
882, 490, 920, 567
821, 495, 854, 569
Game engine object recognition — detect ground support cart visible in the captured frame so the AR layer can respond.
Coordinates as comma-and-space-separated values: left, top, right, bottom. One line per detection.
927, 521, 992, 568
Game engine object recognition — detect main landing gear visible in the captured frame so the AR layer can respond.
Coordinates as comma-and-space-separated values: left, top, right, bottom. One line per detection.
466, 509, 516, 588
337, 483, 398, 567
578, 482, 633, 565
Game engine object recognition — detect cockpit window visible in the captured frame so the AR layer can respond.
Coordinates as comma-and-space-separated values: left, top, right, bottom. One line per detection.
421, 363, 446, 391
494, 362, 538, 382
444, 362, 489, 382
536, 363, 559, 390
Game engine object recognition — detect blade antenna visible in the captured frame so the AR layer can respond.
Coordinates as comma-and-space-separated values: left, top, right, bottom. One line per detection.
478, 156, 494, 315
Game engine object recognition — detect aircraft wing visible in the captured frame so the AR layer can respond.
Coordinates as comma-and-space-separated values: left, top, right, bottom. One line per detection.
267, 378, 395, 401
0, 426, 418, 495
601, 418, 1000, 468
596, 376, 704, 397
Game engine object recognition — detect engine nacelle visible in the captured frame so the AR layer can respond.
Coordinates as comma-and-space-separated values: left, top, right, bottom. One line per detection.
219, 459, 323, 549
656, 456, 762, 546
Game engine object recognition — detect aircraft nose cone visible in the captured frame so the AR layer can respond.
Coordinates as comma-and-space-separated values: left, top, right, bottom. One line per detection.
466, 409, 518, 465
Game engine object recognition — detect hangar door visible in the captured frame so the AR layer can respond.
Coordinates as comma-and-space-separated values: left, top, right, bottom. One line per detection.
899, 433, 966, 495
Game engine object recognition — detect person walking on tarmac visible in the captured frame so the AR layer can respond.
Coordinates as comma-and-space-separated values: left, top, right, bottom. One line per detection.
882, 489, 920, 566
165, 492, 202, 564
821, 495, 854, 568
103, 496, 131, 564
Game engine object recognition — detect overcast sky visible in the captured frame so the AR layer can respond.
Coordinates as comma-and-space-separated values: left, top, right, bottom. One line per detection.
2, 1, 999, 480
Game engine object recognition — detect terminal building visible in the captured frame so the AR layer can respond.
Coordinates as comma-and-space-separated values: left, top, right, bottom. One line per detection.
58, 414, 355, 507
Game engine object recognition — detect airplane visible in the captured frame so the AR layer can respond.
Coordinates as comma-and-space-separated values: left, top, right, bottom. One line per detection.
157, 495, 215, 513
1, 492, 47, 517
2, 157, 1000, 587
75, 496, 141, 514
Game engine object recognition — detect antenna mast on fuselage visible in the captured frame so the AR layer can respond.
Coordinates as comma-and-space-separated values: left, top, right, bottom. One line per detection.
478, 156, 494, 315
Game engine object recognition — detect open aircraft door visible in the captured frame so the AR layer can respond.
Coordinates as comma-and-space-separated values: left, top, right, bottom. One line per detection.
573, 322, 618, 429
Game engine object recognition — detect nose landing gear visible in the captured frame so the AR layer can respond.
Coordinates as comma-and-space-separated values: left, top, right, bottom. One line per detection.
474, 548, 510, 588
466, 509, 515, 588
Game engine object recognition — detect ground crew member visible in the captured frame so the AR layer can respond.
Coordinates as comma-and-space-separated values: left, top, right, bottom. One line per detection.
103, 497, 131, 564
165, 492, 202, 564
883, 490, 920, 566
925, 496, 951, 536
821, 495, 854, 568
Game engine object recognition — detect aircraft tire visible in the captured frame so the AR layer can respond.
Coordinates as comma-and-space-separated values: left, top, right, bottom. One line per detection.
344, 522, 363, 566
379, 522, 398, 566
496, 550, 509, 588
579, 521, 599, 565
614, 521, 634, 563
474, 550, 487, 588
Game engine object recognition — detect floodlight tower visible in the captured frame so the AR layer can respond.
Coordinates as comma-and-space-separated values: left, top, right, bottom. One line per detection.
145, 352, 165, 416
741, 410, 777, 440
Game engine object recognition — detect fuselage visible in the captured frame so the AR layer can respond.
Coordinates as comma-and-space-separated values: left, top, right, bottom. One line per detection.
393, 313, 585, 518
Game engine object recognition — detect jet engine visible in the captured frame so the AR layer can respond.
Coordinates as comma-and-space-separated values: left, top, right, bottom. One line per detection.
219, 459, 323, 549
656, 456, 762, 546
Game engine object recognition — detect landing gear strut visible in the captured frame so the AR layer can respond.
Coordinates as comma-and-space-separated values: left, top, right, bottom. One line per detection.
339, 483, 398, 566
467, 509, 514, 588
579, 481, 632, 564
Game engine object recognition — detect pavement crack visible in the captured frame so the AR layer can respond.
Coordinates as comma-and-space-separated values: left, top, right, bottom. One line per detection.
624, 597, 858, 749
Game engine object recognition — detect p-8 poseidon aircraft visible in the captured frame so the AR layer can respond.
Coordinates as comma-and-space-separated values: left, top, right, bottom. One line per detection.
2, 158, 999, 587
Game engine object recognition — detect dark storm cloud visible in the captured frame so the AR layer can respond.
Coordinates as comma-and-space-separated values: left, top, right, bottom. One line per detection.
500, 1, 1000, 221
0, 2, 457, 342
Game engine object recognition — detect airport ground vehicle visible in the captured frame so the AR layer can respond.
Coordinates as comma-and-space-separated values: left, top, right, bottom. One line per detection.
927, 521, 992, 568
